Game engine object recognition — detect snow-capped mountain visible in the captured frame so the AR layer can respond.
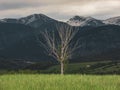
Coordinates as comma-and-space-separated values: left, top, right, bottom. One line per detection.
67, 16, 104, 27
103, 16, 120, 26
1, 14, 56, 28
1, 14, 120, 27
1, 14, 120, 68
18, 14, 56, 28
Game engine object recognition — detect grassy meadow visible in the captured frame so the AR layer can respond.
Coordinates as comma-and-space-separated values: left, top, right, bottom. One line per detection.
0, 74, 120, 90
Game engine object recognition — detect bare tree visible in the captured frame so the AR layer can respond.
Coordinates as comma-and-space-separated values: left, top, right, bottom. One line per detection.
39, 24, 80, 75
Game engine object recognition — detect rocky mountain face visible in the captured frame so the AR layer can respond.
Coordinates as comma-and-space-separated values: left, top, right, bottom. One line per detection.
1, 14, 56, 28
67, 16, 104, 27
0, 23, 54, 61
2, 14, 120, 27
103, 16, 120, 26
74, 25, 120, 61
67, 16, 120, 27
0, 14, 120, 70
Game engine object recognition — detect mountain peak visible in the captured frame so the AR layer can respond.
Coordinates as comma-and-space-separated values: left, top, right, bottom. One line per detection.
19, 13, 54, 24
69, 16, 94, 21
0, 13, 57, 28
70, 16, 86, 21
106, 16, 120, 20
24, 14, 50, 19
67, 16, 103, 27
17, 14, 56, 27
67, 16, 87, 26
103, 16, 120, 25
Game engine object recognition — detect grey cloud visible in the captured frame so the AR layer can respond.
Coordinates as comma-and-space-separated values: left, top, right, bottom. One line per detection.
0, 0, 113, 11
0, 2, 45, 11
46, 12, 73, 21
0, 0, 120, 21
0, 0, 104, 10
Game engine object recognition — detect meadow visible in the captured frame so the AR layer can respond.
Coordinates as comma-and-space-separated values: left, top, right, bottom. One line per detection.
0, 74, 120, 90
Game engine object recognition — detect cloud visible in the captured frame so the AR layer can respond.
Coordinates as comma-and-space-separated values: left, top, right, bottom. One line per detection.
0, 0, 120, 21
0, 3, 42, 11
0, 0, 91, 11
0, 0, 46, 11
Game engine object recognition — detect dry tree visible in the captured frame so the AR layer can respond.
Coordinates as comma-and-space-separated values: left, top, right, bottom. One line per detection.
39, 24, 80, 75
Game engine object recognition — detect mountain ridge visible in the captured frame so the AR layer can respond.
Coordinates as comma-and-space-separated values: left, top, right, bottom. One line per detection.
0, 13, 120, 70
1, 14, 120, 27
1, 14, 58, 28
67, 15, 120, 26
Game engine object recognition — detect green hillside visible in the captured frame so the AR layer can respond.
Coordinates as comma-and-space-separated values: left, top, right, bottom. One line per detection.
43, 61, 120, 74
0, 60, 120, 74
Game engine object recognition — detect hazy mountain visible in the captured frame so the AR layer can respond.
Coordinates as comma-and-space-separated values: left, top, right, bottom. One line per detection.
0, 23, 53, 61
18, 14, 57, 28
103, 16, 120, 26
67, 16, 120, 27
1, 14, 57, 28
74, 25, 120, 61
0, 14, 120, 70
0, 22, 120, 61
67, 16, 104, 27
2, 14, 120, 27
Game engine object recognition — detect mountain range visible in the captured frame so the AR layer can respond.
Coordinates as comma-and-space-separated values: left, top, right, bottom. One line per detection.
1, 14, 120, 27
0, 14, 120, 70
67, 15, 120, 26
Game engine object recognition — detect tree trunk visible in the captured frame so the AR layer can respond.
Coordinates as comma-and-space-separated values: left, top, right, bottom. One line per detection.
60, 61, 64, 75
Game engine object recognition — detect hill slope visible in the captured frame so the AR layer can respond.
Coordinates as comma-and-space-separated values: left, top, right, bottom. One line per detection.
0, 14, 120, 70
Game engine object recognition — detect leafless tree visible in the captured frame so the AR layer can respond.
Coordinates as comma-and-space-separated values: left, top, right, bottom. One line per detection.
39, 24, 80, 75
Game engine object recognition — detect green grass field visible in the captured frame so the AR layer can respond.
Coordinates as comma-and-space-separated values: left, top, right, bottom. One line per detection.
0, 74, 120, 90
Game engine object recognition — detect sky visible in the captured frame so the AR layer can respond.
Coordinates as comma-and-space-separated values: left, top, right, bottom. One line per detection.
0, 0, 120, 21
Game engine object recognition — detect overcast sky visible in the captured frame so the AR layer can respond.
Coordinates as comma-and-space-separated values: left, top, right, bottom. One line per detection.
0, 0, 120, 21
